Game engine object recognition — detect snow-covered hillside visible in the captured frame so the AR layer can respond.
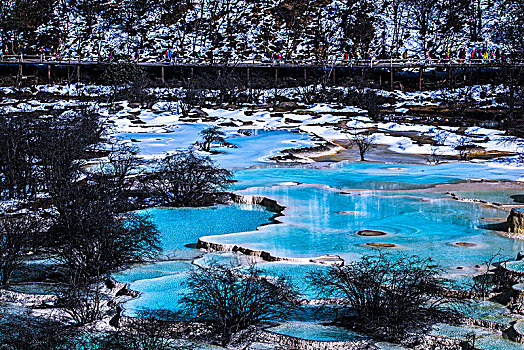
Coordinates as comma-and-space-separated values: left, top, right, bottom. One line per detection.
0, 0, 522, 61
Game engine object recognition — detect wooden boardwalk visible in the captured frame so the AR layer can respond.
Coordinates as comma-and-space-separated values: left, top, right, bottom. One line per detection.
1, 55, 523, 69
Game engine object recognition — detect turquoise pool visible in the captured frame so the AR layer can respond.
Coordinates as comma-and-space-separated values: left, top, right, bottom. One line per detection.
118, 127, 315, 168
115, 162, 524, 327
205, 184, 520, 268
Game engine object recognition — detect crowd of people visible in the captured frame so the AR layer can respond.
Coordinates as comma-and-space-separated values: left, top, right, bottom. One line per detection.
422, 47, 512, 63
0, 43, 520, 65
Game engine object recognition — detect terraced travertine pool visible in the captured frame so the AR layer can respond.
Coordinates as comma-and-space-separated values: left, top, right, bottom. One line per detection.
114, 161, 524, 306
113, 154, 524, 347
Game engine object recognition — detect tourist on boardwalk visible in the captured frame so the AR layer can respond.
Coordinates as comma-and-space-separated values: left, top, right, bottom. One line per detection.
459, 48, 466, 63
403, 49, 408, 60
425, 50, 431, 63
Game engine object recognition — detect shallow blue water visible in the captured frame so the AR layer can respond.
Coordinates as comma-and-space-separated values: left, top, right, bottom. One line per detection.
114, 260, 192, 315
206, 184, 522, 268
115, 161, 524, 339
429, 323, 524, 350
232, 162, 524, 191
266, 322, 366, 341
113, 204, 273, 316
118, 127, 315, 168
117, 124, 205, 154
138, 204, 274, 254
213, 129, 314, 168
455, 189, 524, 205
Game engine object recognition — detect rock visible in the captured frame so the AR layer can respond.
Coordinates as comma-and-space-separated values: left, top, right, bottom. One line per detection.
356, 230, 388, 236
504, 320, 524, 343
230, 193, 285, 213
453, 242, 478, 247
365, 242, 397, 248
510, 194, 524, 204
272, 101, 298, 112
508, 208, 524, 234
194, 107, 208, 118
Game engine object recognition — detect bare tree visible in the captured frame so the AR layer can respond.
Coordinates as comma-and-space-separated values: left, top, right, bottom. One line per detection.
469, 251, 507, 299
119, 309, 183, 350
49, 187, 161, 278
197, 126, 228, 152
518, 144, 524, 164
346, 131, 376, 161
176, 80, 205, 118
37, 108, 104, 196
182, 263, 299, 346
148, 151, 232, 207
0, 214, 42, 286
339, 0, 376, 54
427, 145, 443, 164
0, 113, 40, 200
426, 128, 448, 164
0, 312, 86, 349
344, 89, 383, 120
58, 274, 104, 326
308, 252, 463, 341
454, 136, 475, 161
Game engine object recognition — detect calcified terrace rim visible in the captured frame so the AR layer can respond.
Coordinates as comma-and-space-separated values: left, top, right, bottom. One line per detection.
196, 193, 344, 265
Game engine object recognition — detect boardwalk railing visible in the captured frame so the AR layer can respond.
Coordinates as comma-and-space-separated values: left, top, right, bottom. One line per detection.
1, 54, 523, 69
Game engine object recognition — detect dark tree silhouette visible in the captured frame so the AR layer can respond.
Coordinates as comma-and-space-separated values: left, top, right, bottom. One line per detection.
49, 182, 161, 278
0, 214, 42, 286
308, 253, 462, 341
198, 126, 228, 152
117, 309, 183, 350
148, 151, 232, 207
182, 263, 299, 346
346, 131, 376, 161
0, 114, 39, 199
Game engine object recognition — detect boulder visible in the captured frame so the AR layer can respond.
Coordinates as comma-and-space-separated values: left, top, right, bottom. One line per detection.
508, 208, 524, 234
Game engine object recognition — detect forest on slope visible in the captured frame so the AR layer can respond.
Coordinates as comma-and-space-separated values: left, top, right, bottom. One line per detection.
0, 0, 523, 61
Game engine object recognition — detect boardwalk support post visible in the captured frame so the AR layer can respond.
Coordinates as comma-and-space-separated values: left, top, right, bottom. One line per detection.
418, 67, 423, 91
274, 68, 278, 86
303, 68, 307, 85
76, 65, 81, 82
247, 67, 252, 103
161, 66, 165, 83
47, 64, 51, 83
390, 58, 394, 90
17, 63, 23, 86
